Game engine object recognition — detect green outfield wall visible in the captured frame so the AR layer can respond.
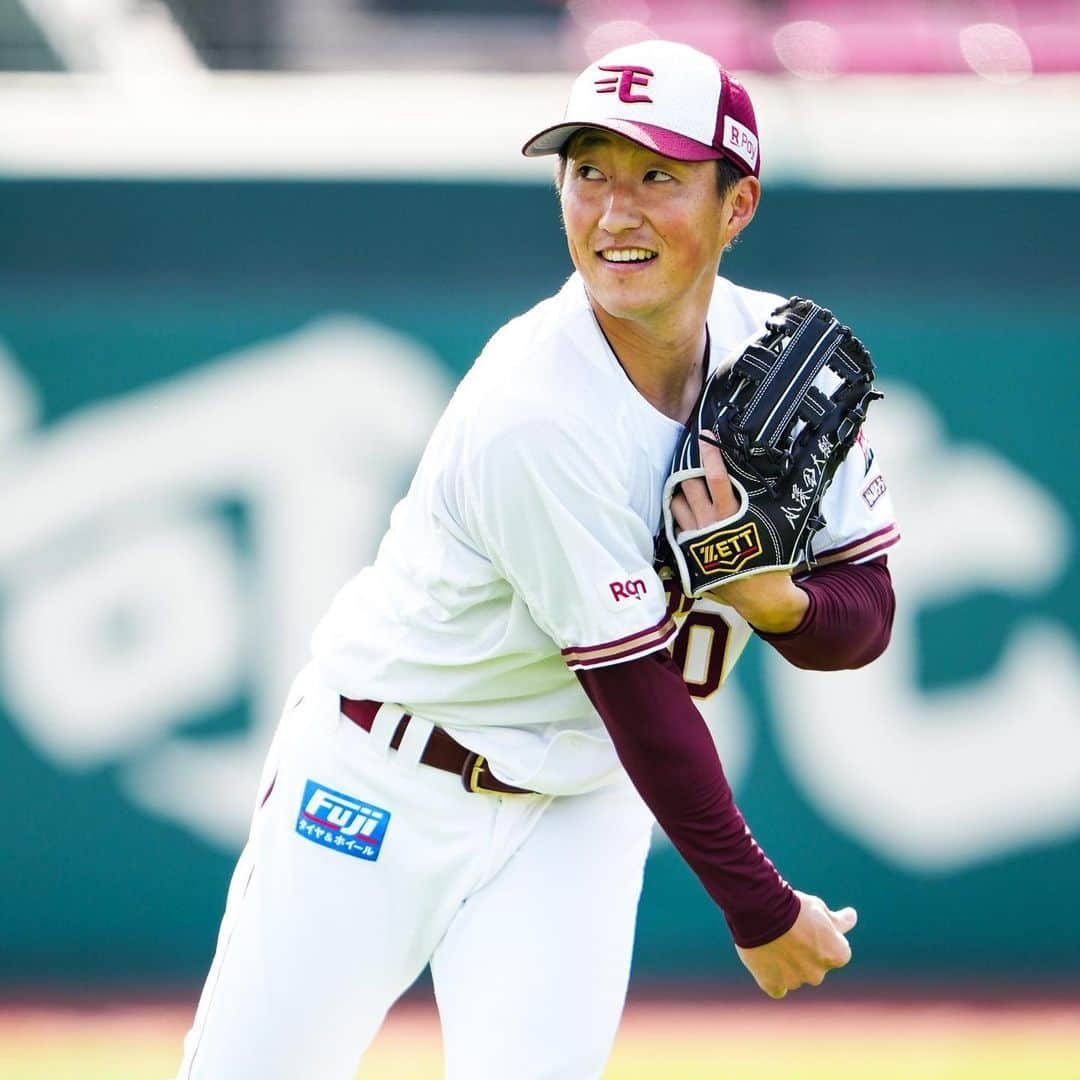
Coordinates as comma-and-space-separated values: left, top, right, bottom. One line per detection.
0, 180, 1077, 985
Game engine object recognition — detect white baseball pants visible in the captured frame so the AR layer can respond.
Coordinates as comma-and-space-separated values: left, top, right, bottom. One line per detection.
176, 664, 655, 1079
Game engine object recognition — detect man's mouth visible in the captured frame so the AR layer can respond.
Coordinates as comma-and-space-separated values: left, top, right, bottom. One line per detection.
598, 247, 657, 264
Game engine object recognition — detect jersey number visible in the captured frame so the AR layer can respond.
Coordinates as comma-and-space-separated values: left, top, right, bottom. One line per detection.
671, 611, 731, 699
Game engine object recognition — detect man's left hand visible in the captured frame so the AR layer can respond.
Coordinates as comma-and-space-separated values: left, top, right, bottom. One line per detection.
669, 438, 809, 633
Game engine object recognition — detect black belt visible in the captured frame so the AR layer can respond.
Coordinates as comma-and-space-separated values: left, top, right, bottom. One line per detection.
339, 696, 535, 796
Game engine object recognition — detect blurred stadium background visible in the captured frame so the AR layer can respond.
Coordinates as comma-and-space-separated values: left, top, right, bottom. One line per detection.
2, 1, 1078, 1077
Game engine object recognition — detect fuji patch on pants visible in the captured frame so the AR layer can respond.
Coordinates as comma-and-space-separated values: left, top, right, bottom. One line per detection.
295, 779, 390, 861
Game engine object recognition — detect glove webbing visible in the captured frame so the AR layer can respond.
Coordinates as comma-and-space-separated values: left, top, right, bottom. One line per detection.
726, 304, 844, 453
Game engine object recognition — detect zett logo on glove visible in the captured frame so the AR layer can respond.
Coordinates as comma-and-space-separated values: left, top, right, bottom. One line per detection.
688, 523, 762, 575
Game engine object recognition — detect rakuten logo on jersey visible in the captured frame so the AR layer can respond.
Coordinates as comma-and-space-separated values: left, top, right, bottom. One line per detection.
609, 578, 647, 602
599, 569, 656, 612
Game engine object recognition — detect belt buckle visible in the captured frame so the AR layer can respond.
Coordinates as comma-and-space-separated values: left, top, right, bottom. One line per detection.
462, 751, 496, 795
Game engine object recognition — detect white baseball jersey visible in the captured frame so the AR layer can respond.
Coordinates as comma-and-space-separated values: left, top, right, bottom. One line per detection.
311, 273, 899, 794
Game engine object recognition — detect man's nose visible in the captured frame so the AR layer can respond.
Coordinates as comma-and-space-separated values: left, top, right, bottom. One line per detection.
598, 181, 643, 233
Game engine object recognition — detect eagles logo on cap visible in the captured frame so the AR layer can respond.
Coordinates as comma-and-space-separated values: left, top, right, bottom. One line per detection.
594, 64, 655, 103
522, 39, 761, 177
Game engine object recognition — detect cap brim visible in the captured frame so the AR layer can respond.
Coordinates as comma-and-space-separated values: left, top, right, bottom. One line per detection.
522, 119, 723, 163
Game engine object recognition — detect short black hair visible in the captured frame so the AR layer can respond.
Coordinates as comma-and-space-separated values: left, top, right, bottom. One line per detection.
713, 157, 744, 200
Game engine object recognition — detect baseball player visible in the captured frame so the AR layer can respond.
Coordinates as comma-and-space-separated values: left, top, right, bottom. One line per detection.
177, 39, 899, 1080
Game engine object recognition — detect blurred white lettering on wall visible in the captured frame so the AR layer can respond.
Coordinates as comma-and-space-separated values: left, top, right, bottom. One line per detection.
0, 319, 451, 848
768, 384, 1079, 871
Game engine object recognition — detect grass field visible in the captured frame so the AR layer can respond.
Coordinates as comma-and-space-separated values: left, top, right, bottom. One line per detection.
2, 997, 1078, 1079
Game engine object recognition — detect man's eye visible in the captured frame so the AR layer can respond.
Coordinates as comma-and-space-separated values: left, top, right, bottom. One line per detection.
645, 169, 674, 182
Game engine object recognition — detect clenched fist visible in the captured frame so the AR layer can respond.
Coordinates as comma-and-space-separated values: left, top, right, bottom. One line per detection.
736, 891, 858, 999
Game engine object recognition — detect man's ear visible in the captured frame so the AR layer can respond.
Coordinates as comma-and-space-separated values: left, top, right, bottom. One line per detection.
725, 176, 761, 243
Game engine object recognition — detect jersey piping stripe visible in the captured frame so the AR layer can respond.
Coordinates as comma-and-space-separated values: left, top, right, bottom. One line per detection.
561, 614, 678, 669
561, 611, 674, 657
812, 523, 901, 567
813, 521, 898, 559
562, 626, 678, 671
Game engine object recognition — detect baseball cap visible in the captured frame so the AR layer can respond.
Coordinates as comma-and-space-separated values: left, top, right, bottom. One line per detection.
522, 39, 760, 178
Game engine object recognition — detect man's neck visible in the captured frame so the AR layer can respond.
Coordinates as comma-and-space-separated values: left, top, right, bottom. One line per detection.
592, 302, 709, 424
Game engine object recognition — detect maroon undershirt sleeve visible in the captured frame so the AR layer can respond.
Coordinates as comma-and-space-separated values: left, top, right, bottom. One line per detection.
576, 650, 800, 948
573, 558, 895, 947
755, 556, 895, 670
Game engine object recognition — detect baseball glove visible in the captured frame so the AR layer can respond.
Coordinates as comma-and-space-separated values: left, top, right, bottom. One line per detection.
660, 297, 881, 598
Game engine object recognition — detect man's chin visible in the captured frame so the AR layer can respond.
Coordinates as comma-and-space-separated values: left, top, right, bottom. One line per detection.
584, 284, 659, 324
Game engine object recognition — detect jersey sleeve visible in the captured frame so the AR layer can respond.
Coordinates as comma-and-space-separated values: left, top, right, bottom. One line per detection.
462, 416, 677, 670
809, 424, 901, 568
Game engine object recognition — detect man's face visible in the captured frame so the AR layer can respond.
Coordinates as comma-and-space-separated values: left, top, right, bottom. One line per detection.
559, 131, 753, 329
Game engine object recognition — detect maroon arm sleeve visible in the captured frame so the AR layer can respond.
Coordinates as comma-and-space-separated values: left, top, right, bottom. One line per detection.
576, 650, 800, 948
755, 556, 895, 670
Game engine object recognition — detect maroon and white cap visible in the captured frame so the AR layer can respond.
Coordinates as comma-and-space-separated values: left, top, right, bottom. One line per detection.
522, 39, 761, 178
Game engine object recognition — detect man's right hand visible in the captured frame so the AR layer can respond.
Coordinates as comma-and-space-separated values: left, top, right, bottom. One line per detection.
735, 891, 858, 999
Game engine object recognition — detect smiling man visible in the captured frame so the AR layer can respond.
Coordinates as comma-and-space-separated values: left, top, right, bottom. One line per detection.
177, 39, 899, 1080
